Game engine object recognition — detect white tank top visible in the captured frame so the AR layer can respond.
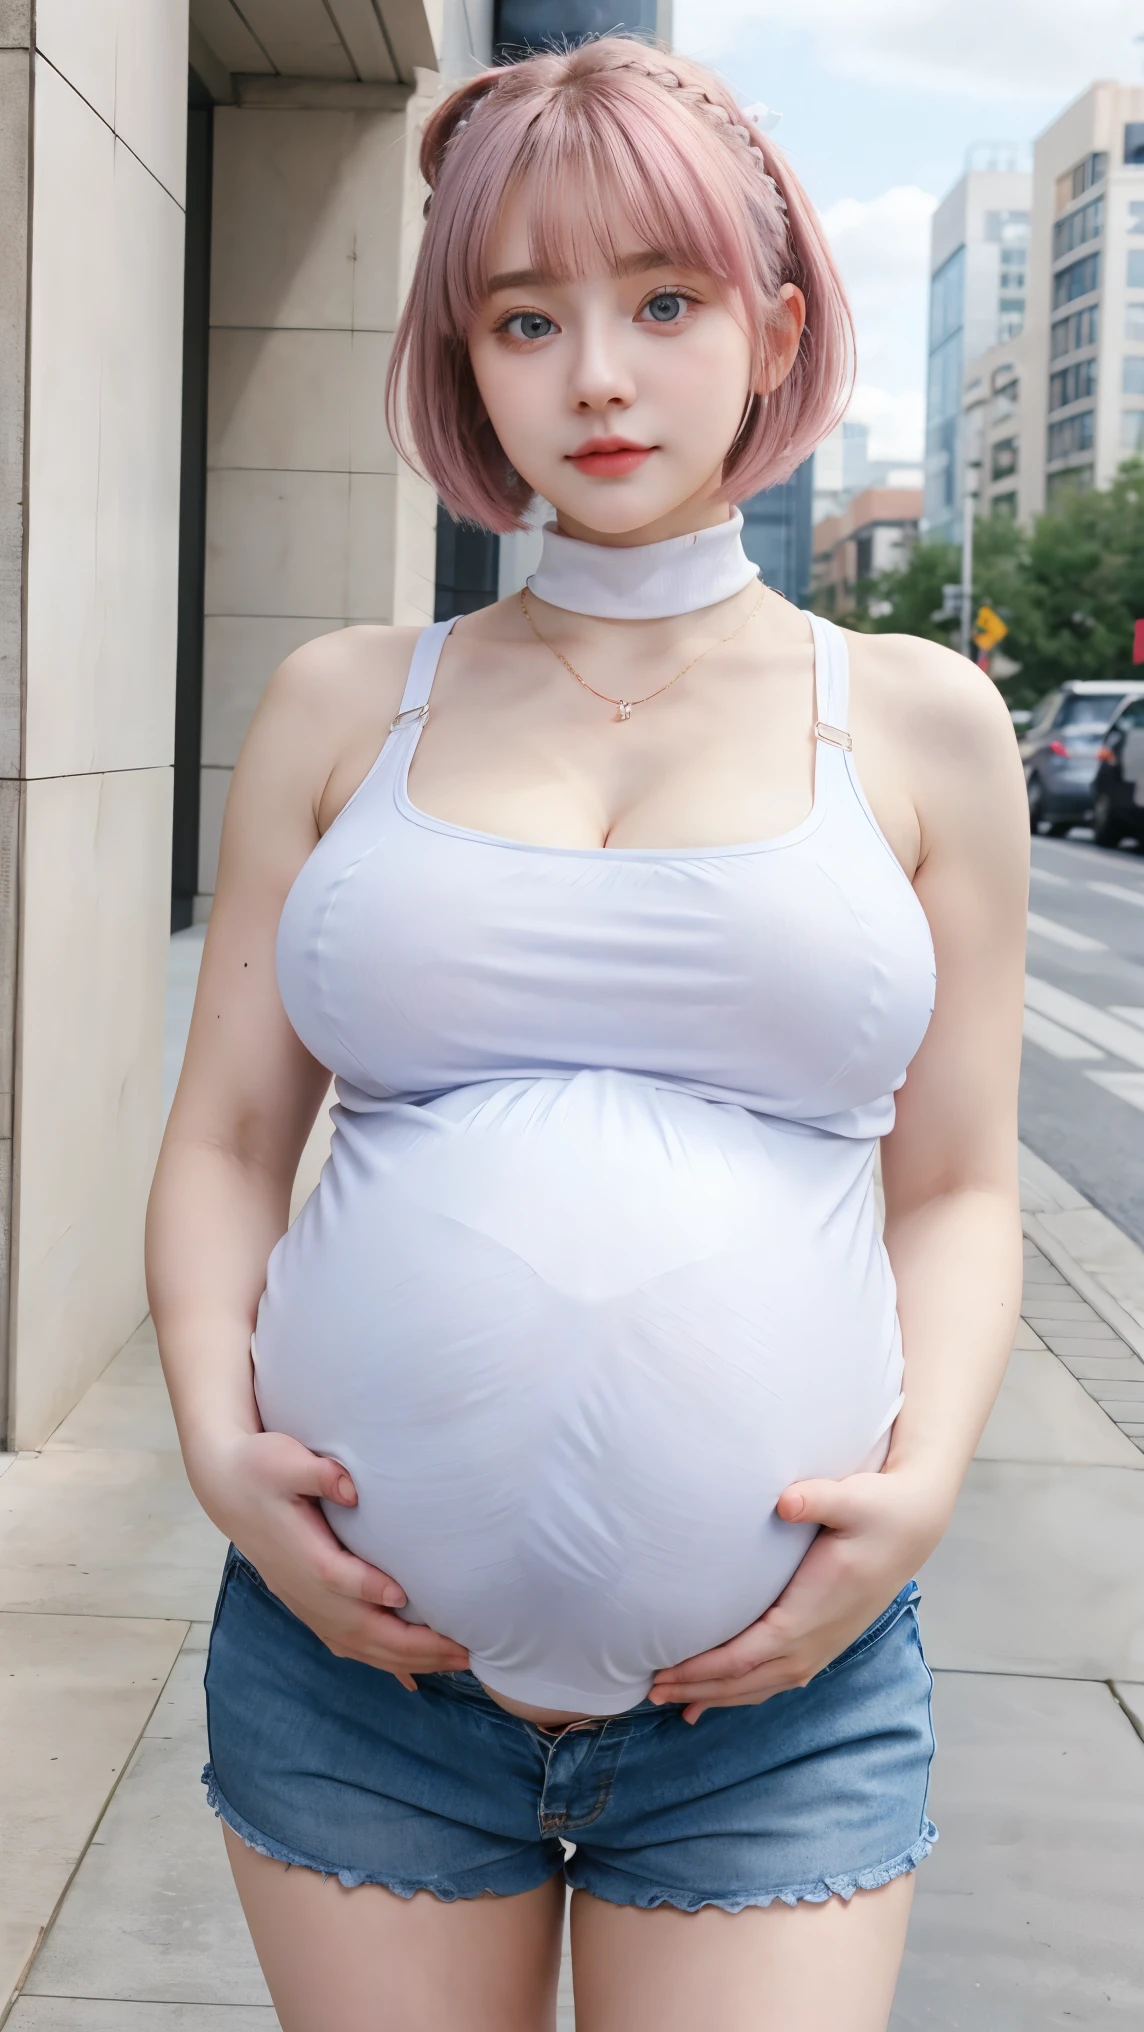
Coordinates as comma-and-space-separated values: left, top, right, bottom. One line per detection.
253, 613, 936, 1714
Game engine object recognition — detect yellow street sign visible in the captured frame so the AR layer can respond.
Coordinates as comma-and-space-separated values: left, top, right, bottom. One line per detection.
973, 603, 1008, 651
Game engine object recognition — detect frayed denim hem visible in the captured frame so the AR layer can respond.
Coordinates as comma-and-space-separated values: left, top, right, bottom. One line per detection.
200, 1765, 558, 1902
565, 1820, 938, 1915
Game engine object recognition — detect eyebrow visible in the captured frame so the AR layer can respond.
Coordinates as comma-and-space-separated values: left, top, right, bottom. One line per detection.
484, 249, 678, 294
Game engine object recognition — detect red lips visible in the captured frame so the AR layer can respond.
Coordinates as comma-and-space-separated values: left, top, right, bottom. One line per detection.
567, 436, 654, 477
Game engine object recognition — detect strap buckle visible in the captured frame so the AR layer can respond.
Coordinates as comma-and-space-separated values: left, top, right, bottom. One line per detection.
389, 703, 431, 732
814, 720, 853, 751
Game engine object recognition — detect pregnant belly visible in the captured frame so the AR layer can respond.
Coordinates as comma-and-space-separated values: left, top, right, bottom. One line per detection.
253, 1070, 903, 1716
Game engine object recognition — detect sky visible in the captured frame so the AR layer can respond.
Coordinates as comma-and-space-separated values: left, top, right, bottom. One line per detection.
672, 0, 1144, 462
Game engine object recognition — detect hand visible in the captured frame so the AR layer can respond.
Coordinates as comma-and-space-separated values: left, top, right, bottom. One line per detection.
649, 1467, 950, 1724
187, 1426, 470, 1689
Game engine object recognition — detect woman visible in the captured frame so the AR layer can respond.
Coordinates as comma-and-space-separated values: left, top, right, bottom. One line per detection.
147, 37, 1028, 2032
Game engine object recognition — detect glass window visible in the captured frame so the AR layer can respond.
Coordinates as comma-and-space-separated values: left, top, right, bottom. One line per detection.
1130, 251, 1144, 289
990, 492, 1018, 518
1029, 690, 1062, 732
929, 246, 966, 349
1053, 195, 1104, 261
1049, 358, 1098, 411
1057, 692, 1130, 729
1122, 410, 1144, 451
1127, 124, 1144, 166
1125, 357, 1144, 394
1128, 304, 1144, 342
1131, 201, 1144, 235
1047, 410, 1095, 461
991, 437, 1018, 480
1116, 699, 1144, 730
1047, 466, 1093, 503
1053, 252, 1101, 307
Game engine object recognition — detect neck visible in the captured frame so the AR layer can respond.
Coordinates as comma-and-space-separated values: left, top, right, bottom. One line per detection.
527, 507, 759, 620
553, 502, 735, 550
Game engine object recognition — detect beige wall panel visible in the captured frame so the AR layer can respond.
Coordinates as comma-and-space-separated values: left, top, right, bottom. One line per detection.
208, 327, 398, 476
346, 470, 398, 620
197, 763, 231, 898
205, 467, 351, 617
391, 466, 438, 626
35, 0, 188, 202
349, 328, 397, 473
208, 328, 353, 471
240, 0, 355, 79
202, 615, 343, 769
210, 108, 405, 331
0, 47, 29, 774
25, 63, 183, 778
10, 768, 171, 1449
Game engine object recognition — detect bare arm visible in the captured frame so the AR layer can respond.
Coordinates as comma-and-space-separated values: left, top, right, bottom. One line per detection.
652, 640, 1028, 1718
146, 628, 468, 1680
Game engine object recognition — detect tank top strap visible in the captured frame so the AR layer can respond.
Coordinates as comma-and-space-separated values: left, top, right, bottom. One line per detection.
803, 612, 853, 754
389, 615, 461, 731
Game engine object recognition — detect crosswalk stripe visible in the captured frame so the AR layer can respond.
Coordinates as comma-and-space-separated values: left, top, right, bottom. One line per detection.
1087, 880, 1144, 910
1025, 976, 1144, 1069
1109, 1006, 1144, 1032
1022, 1008, 1104, 1060
1026, 911, 1107, 952
1029, 866, 1070, 886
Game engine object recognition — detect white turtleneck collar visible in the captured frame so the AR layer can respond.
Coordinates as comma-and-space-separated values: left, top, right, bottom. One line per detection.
525, 508, 760, 619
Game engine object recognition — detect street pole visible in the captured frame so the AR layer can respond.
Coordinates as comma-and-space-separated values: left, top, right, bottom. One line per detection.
959, 463, 978, 661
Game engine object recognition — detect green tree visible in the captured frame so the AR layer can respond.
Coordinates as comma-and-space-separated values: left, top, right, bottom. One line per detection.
811, 460, 1144, 713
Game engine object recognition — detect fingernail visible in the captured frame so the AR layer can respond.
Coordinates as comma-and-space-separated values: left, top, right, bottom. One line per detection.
336, 1476, 355, 1503
382, 1587, 406, 1609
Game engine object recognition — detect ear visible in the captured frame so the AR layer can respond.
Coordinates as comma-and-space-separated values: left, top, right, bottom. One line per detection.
755, 283, 807, 396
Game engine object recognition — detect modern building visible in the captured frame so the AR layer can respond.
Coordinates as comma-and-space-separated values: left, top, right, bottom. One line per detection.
810, 486, 923, 614
812, 418, 920, 526
1017, 82, 1144, 517
924, 158, 1032, 541
961, 336, 1028, 521
741, 461, 814, 605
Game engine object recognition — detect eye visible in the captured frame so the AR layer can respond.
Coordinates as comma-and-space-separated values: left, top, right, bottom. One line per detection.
640, 292, 690, 325
501, 310, 558, 341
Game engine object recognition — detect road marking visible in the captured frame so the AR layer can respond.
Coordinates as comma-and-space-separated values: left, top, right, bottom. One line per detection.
1087, 1070, 1144, 1113
1029, 866, 1070, 886
1022, 1008, 1105, 1059
1026, 910, 1107, 952
1025, 976, 1144, 1069
1088, 879, 1144, 910
1109, 1006, 1144, 1031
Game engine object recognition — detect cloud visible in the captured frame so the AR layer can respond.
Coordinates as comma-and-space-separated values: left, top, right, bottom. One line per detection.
675, 0, 1144, 105
817, 186, 937, 462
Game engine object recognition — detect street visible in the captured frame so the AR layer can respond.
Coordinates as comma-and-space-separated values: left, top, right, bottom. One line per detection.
1022, 830, 1144, 1247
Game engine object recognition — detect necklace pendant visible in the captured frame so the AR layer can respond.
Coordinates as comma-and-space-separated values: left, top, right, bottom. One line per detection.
616, 699, 632, 722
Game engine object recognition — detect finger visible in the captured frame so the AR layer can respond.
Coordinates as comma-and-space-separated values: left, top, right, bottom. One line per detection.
288, 1506, 409, 1610
776, 1475, 870, 1530
651, 1663, 797, 1703
652, 1625, 784, 1686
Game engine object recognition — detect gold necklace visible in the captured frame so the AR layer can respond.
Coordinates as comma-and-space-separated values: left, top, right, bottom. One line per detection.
519, 583, 766, 722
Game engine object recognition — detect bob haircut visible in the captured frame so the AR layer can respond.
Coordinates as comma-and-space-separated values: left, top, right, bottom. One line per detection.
386, 37, 854, 533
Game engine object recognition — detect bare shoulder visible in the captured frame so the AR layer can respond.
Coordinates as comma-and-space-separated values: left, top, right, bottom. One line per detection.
843, 627, 1020, 776
258, 623, 420, 738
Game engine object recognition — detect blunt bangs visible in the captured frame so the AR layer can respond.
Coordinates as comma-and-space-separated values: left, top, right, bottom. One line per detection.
386, 39, 854, 533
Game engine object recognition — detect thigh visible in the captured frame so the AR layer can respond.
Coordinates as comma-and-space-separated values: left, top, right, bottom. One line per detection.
569, 1875, 914, 2032
224, 1825, 566, 2032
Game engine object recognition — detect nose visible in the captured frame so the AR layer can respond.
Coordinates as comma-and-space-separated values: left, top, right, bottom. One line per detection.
567, 308, 636, 414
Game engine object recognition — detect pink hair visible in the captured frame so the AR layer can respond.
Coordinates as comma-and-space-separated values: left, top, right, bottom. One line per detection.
386, 38, 854, 533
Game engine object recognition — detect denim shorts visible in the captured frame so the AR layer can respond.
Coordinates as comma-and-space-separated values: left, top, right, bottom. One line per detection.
203, 1547, 937, 1914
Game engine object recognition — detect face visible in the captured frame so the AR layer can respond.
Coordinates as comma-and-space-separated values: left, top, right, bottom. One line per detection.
467, 186, 805, 547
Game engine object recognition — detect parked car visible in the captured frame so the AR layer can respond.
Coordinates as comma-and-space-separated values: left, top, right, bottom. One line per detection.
1091, 695, 1144, 847
1019, 681, 1144, 834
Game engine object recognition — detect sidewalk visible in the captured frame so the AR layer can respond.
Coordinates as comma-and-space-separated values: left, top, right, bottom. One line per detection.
2, 941, 1143, 2026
